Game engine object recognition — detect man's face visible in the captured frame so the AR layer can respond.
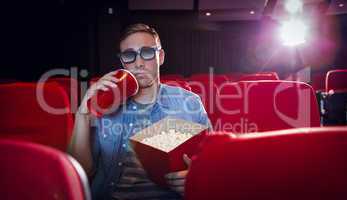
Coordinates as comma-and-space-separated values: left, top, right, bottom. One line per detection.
120, 32, 164, 88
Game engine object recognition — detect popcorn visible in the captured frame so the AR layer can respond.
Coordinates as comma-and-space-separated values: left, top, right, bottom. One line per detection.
130, 117, 209, 186
142, 129, 193, 152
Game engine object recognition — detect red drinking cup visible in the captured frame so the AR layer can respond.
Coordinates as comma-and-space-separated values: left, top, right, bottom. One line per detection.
87, 69, 139, 117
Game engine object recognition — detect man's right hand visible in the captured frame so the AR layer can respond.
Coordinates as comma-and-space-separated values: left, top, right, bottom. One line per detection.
78, 71, 120, 115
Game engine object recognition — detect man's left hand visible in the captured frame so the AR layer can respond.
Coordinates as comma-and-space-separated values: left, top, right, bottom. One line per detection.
165, 154, 191, 196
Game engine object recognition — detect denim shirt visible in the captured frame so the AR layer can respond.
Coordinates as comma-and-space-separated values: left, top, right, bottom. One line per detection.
90, 84, 211, 200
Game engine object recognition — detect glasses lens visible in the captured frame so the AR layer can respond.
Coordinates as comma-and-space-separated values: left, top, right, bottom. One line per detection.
121, 51, 136, 63
140, 47, 156, 60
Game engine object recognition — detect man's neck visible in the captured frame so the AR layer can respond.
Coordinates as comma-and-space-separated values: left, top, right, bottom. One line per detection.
132, 81, 160, 105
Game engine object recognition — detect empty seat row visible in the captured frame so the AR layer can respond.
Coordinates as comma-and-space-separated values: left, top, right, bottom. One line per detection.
161, 72, 280, 83
188, 80, 320, 133
311, 69, 347, 92
0, 80, 321, 151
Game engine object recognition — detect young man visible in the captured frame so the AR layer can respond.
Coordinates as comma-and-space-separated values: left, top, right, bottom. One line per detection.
69, 23, 211, 200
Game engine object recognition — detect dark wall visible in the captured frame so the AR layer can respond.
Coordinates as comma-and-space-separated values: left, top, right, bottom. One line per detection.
97, 10, 264, 76
1, 1, 347, 81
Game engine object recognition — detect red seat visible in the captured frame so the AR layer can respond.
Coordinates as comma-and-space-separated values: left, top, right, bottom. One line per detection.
225, 72, 244, 81
215, 80, 320, 133
188, 73, 210, 80
0, 82, 73, 151
311, 72, 326, 91
238, 72, 279, 81
186, 126, 347, 200
188, 80, 219, 126
326, 69, 347, 93
161, 79, 191, 91
0, 139, 91, 200
47, 77, 79, 115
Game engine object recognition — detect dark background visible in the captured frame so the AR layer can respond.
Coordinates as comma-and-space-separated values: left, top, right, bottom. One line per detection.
1, 0, 346, 81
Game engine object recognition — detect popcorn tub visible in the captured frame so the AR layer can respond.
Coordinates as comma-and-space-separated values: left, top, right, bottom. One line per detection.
129, 117, 209, 187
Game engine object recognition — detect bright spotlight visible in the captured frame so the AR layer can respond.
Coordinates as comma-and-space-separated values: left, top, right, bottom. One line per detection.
279, 19, 308, 46
285, 0, 303, 14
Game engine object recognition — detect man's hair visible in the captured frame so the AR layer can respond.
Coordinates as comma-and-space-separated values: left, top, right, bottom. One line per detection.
119, 23, 161, 47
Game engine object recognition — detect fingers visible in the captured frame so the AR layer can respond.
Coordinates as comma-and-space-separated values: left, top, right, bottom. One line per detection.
102, 75, 120, 84
167, 178, 185, 186
165, 170, 188, 180
165, 172, 186, 196
85, 78, 118, 100
96, 84, 109, 92
169, 186, 185, 195
183, 154, 191, 167
98, 80, 117, 90
79, 70, 121, 112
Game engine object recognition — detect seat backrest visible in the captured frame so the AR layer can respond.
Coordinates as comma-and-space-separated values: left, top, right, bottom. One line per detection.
238, 72, 279, 81
161, 79, 191, 91
47, 77, 79, 113
326, 69, 347, 93
0, 139, 90, 200
212, 75, 230, 86
225, 72, 244, 81
0, 82, 73, 151
215, 80, 320, 133
189, 73, 210, 81
188, 80, 219, 126
311, 72, 326, 91
186, 127, 347, 200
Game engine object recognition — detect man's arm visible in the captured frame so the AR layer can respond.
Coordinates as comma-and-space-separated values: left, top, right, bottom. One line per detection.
68, 71, 120, 176
68, 111, 95, 176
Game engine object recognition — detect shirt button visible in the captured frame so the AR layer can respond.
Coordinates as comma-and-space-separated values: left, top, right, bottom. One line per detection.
103, 134, 107, 138
110, 182, 114, 186
118, 162, 123, 166
129, 123, 133, 127
132, 106, 137, 110
122, 144, 126, 148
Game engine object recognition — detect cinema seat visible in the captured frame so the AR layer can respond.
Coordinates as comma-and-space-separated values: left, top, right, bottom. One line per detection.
0, 139, 91, 200
225, 72, 244, 82
326, 69, 347, 93
311, 72, 326, 92
186, 126, 347, 200
47, 77, 79, 114
0, 82, 73, 151
215, 81, 320, 133
161, 79, 191, 91
238, 72, 279, 81
188, 80, 219, 126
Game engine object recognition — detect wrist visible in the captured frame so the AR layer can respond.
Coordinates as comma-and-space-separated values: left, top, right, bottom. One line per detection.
77, 99, 90, 115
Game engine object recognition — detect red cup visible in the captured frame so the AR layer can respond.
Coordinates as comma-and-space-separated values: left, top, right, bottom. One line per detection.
87, 69, 139, 117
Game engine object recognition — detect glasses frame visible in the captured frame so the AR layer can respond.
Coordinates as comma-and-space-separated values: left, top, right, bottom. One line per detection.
118, 46, 162, 64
